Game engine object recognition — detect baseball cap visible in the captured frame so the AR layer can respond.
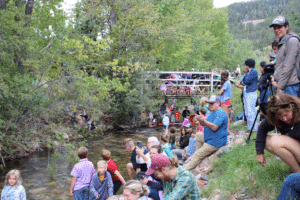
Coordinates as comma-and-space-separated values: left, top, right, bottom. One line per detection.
145, 154, 170, 175
208, 95, 220, 103
270, 16, 289, 27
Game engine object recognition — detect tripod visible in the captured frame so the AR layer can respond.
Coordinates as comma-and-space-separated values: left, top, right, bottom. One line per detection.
246, 76, 274, 143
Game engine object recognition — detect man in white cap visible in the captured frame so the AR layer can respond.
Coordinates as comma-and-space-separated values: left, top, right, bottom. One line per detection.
184, 95, 228, 171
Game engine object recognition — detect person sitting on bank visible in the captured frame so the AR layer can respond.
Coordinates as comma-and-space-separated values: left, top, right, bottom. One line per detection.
184, 95, 228, 171
136, 136, 160, 169
124, 138, 148, 180
123, 180, 150, 200
256, 94, 300, 173
145, 154, 201, 199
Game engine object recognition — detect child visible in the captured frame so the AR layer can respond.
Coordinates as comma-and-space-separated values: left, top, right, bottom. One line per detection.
197, 108, 207, 133
148, 111, 153, 127
182, 114, 190, 128
160, 81, 167, 96
70, 147, 95, 199
169, 127, 176, 149
90, 160, 114, 200
1, 169, 26, 200
160, 134, 174, 158
170, 109, 176, 123
175, 108, 180, 123
101, 149, 126, 195
152, 117, 157, 127
162, 112, 170, 134
229, 105, 235, 125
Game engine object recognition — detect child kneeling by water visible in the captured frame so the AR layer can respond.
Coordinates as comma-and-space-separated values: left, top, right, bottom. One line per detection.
1, 169, 26, 200
101, 149, 126, 195
70, 147, 95, 200
90, 160, 114, 200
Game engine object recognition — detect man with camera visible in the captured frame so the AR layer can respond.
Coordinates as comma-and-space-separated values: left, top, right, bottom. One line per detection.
123, 138, 149, 180
270, 16, 300, 97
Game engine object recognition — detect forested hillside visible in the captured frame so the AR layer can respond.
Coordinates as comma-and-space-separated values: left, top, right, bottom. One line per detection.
227, 0, 300, 50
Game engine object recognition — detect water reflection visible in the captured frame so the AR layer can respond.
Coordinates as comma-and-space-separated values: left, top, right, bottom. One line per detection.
0, 127, 164, 199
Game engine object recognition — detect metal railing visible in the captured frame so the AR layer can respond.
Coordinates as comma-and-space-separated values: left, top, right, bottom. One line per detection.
146, 71, 236, 96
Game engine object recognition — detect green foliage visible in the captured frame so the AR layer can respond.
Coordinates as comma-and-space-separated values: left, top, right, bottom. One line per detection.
202, 141, 290, 199
226, 0, 300, 51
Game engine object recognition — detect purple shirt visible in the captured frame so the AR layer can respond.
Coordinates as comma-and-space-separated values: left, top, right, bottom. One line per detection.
70, 158, 95, 191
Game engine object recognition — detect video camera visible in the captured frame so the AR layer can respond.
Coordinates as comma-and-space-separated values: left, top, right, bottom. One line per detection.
264, 63, 275, 75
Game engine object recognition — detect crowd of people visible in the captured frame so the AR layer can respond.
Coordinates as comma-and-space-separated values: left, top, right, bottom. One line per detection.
1, 15, 300, 200
158, 68, 224, 96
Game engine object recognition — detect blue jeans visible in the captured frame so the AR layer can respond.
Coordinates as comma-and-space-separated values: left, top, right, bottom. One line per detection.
74, 186, 89, 200
284, 83, 300, 97
260, 89, 269, 103
277, 173, 300, 200
149, 187, 160, 200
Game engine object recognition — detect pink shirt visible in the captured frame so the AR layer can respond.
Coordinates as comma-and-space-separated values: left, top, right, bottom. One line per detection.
70, 158, 95, 191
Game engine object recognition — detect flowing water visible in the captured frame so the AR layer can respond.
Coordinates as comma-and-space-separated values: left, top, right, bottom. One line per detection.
0, 127, 165, 200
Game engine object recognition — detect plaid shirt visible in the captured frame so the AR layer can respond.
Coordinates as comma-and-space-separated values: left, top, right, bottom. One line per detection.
163, 166, 201, 200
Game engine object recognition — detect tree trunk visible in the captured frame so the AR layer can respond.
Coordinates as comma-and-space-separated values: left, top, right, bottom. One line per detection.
24, 0, 34, 27
0, 0, 8, 10
25, 0, 34, 15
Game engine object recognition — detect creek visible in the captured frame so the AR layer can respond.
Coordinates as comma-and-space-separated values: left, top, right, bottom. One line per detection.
0, 127, 165, 200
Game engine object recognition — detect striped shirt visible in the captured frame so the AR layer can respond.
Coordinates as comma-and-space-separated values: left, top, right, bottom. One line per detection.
163, 166, 201, 200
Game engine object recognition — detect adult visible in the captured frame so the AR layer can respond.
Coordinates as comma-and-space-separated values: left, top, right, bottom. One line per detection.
145, 154, 201, 199
184, 95, 228, 171
136, 136, 160, 169
235, 65, 241, 79
123, 180, 150, 200
172, 126, 192, 160
182, 106, 190, 119
277, 173, 300, 200
200, 97, 210, 116
218, 70, 232, 133
160, 103, 166, 116
123, 138, 148, 180
139, 145, 164, 200
256, 94, 300, 173
236, 58, 259, 132
270, 16, 300, 97
258, 61, 270, 104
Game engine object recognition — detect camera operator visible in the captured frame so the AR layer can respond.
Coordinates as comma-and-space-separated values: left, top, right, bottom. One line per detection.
270, 16, 300, 97
258, 61, 270, 104
256, 94, 300, 173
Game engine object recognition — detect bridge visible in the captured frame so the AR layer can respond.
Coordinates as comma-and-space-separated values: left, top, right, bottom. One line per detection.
146, 71, 235, 97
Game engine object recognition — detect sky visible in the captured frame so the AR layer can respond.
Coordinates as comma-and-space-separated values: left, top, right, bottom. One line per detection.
62, 0, 252, 11
213, 0, 251, 8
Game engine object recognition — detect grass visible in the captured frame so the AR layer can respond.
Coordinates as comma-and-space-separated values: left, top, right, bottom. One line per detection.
201, 140, 291, 199
199, 86, 290, 199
